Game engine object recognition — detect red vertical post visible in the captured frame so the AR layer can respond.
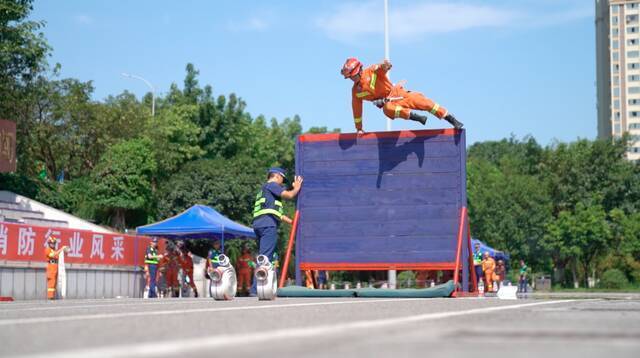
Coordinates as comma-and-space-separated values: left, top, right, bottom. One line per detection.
467, 212, 478, 293
451, 206, 467, 297
279, 210, 300, 288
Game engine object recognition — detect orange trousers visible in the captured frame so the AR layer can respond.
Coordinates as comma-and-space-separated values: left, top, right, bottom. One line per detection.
164, 267, 179, 289
183, 270, 197, 291
237, 269, 252, 292
46, 263, 58, 299
382, 87, 448, 120
484, 270, 494, 292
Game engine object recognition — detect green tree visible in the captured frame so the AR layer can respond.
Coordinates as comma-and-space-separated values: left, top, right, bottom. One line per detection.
604, 209, 640, 282
147, 104, 204, 176
156, 156, 263, 224
0, 0, 50, 118
467, 158, 552, 269
91, 138, 157, 230
542, 203, 610, 288
306, 126, 341, 134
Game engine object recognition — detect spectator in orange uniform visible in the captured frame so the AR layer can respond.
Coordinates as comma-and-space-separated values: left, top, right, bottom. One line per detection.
341, 57, 463, 134
494, 259, 506, 290
236, 245, 253, 295
158, 242, 181, 297
44, 235, 67, 300
177, 241, 198, 298
481, 252, 496, 292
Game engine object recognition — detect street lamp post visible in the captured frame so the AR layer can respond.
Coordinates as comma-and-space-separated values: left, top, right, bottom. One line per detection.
384, 0, 391, 132
384, 0, 397, 290
121, 72, 155, 117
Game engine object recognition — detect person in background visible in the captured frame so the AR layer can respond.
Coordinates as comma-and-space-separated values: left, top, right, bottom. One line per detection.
177, 241, 198, 297
144, 238, 162, 298
158, 242, 181, 297
236, 245, 253, 296
473, 243, 483, 287
315, 270, 330, 290
206, 239, 222, 273
518, 260, 529, 293
44, 235, 68, 300
494, 259, 506, 290
481, 252, 496, 293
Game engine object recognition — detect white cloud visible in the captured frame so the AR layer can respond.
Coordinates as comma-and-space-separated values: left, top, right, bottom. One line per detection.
315, 1, 591, 43
74, 14, 94, 25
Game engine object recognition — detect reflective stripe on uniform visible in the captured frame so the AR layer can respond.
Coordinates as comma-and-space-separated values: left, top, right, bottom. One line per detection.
253, 208, 283, 218
47, 288, 56, 291
370, 73, 377, 90
356, 91, 370, 98
394, 105, 403, 118
253, 185, 284, 219
430, 103, 440, 115
145, 247, 159, 264
354, 117, 362, 124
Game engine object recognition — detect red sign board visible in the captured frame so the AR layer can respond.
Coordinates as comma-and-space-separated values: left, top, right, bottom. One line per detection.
0, 119, 17, 173
0, 221, 153, 266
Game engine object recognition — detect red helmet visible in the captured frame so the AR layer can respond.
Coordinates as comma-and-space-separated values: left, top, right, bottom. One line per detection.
341, 57, 362, 78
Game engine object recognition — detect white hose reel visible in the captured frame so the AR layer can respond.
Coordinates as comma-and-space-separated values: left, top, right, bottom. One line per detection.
255, 255, 277, 300
210, 254, 237, 300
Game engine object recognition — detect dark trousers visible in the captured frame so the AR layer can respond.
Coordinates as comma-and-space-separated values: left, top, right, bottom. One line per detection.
251, 226, 278, 295
474, 265, 483, 284
255, 226, 278, 261
519, 276, 527, 293
148, 264, 158, 298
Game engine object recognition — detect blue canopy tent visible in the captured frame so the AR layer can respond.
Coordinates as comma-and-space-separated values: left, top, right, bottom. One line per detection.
136, 205, 255, 250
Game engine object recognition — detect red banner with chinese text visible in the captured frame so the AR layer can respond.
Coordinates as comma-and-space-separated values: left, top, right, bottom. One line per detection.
0, 221, 153, 266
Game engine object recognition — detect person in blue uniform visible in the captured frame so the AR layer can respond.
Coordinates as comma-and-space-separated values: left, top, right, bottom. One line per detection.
252, 167, 303, 262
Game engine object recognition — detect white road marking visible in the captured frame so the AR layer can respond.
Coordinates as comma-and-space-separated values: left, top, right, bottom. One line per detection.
0, 298, 424, 326
0, 299, 213, 312
13, 299, 578, 358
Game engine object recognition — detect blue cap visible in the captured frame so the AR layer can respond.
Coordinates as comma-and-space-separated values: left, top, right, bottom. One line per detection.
268, 167, 287, 178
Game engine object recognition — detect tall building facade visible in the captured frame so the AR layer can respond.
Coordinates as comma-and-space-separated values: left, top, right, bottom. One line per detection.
596, 0, 640, 161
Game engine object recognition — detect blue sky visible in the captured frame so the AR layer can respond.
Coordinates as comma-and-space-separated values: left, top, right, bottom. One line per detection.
32, 0, 594, 146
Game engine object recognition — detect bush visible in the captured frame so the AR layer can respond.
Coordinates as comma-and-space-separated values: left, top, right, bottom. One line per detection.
599, 269, 629, 289
397, 271, 417, 288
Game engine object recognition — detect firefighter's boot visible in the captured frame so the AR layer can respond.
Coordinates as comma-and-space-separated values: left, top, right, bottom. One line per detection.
409, 112, 427, 125
444, 113, 464, 130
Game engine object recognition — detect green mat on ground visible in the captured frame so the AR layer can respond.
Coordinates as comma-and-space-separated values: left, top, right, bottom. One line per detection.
355, 280, 455, 298
277, 280, 455, 298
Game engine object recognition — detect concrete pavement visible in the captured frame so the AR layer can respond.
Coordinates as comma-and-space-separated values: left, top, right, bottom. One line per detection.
1, 296, 639, 357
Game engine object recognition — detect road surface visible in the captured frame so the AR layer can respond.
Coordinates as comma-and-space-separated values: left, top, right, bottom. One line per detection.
1, 295, 639, 357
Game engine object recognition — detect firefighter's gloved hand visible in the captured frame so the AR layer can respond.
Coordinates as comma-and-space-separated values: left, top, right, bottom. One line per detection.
372, 99, 385, 108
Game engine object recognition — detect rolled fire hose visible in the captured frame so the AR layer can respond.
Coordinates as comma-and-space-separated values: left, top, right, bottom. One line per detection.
255, 255, 277, 300
209, 254, 237, 300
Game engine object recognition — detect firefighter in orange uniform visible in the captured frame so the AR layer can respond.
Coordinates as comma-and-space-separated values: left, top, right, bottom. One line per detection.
177, 241, 198, 297
341, 57, 463, 134
481, 252, 496, 292
44, 235, 67, 300
236, 245, 253, 295
158, 242, 181, 297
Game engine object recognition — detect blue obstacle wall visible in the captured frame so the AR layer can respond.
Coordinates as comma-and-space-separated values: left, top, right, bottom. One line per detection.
294, 128, 470, 289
